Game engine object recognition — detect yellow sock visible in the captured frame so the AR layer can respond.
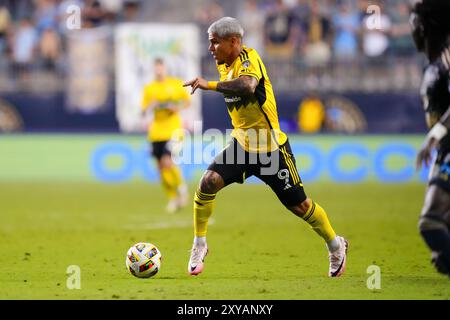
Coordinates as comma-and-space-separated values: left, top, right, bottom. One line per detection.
303, 200, 336, 243
160, 168, 177, 199
194, 190, 216, 237
169, 165, 184, 189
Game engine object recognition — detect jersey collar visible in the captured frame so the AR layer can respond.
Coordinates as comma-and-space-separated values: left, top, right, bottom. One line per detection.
225, 45, 248, 68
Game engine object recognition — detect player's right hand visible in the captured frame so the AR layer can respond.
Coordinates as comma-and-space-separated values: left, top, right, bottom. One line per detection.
183, 77, 208, 95
416, 147, 430, 171
416, 137, 437, 170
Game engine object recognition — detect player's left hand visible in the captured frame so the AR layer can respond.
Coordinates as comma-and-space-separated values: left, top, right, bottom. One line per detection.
166, 103, 179, 112
183, 77, 208, 95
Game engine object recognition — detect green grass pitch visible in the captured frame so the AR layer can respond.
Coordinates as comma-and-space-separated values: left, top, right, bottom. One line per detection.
0, 181, 449, 300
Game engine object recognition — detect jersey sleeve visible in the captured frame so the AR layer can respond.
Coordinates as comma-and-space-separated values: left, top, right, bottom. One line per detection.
175, 79, 191, 102
238, 51, 262, 82
141, 85, 153, 111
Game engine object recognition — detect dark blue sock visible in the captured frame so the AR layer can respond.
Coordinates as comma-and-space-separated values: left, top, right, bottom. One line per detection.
421, 229, 450, 275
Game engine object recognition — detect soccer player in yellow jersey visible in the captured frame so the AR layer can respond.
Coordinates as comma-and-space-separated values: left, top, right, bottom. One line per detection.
183, 17, 348, 277
141, 58, 190, 213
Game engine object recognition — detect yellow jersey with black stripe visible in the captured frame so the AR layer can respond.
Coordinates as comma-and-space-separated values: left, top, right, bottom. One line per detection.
216, 46, 288, 152
141, 77, 190, 142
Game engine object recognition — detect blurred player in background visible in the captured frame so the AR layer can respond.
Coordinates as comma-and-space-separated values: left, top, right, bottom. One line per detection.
184, 17, 348, 277
413, 0, 450, 277
141, 58, 190, 213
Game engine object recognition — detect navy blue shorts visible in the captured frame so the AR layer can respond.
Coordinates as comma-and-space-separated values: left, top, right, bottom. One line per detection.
429, 148, 450, 193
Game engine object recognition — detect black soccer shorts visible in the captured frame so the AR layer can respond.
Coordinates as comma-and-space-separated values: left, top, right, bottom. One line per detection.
151, 141, 171, 160
207, 138, 307, 207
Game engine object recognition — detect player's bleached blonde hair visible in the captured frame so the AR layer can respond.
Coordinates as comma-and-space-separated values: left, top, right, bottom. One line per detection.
207, 17, 244, 38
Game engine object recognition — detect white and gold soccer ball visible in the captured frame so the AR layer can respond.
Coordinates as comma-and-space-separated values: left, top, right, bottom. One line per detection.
125, 242, 162, 278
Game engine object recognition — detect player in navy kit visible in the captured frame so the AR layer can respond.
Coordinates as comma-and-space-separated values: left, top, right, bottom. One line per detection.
412, 0, 450, 277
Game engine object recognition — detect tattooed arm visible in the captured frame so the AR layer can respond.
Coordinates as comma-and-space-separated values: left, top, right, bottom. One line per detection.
216, 76, 257, 95
183, 76, 257, 96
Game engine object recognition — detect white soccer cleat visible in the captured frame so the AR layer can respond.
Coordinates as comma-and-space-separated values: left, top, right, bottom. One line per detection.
328, 236, 349, 277
188, 244, 208, 276
166, 199, 178, 214
177, 184, 189, 209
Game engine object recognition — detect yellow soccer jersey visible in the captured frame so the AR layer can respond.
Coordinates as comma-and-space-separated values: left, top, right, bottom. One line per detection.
141, 77, 190, 142
216, 46, 288, 152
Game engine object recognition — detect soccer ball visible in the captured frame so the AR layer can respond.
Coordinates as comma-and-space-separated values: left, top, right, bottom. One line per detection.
125, 242, 162, 278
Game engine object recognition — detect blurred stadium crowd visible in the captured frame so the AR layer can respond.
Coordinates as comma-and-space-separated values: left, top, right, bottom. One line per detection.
0, 0, 421, 93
